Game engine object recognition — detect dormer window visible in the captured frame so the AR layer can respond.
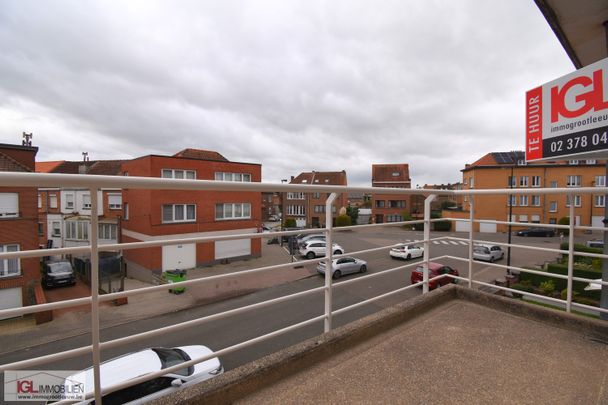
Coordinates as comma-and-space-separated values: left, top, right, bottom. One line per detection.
517, 159, 526, 166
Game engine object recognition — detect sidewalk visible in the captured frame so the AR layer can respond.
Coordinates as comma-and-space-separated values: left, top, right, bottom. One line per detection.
0, 242, 315, 354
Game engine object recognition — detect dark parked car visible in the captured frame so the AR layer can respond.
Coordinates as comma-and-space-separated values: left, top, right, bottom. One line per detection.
516, 227, 555, 237
410, 262, 459, 289
42, 259, 76, 288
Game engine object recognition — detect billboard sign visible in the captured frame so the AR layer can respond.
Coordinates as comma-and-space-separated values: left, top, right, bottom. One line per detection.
526, 57, 608, 161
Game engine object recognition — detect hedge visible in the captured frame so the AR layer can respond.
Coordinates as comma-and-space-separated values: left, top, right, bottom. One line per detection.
559, 243, 603, 268
433, 220, 451, 231
519, 263, 601, 300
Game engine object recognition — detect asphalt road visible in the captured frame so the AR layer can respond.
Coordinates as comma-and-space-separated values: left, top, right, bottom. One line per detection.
0, 227, 566, 402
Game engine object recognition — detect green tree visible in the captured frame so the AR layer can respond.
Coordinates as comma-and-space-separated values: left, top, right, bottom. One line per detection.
558, 216, 569, 235
346, 206, 359, 224
284, 218, 296, 228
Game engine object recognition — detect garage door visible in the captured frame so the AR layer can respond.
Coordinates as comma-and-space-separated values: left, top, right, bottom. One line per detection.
162, 243, 196, 271
215, 239, 251, 260
455, 221, 471, 232
0, 287, 22, 320
479, 222, 497, 233
592, 216, 604, 228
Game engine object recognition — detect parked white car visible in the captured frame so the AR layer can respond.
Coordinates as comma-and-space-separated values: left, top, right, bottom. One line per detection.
389, 244, 424, 260
317, 257, 367, 279
473, 244, 504, 262
297, 233, 326, 247
299, 240, 344, 259
67, 345, 223, 404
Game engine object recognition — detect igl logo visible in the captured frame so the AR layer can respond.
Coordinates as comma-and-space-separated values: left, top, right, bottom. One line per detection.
17, 380, 37, 393
551, 69, 608, 122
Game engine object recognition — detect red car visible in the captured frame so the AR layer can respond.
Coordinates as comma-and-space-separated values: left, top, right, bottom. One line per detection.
410, 262, 459, 289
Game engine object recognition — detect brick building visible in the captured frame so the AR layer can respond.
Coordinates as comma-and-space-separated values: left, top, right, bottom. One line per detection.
284, 171, 348, 228
0, 143, 39, 318
371, 164, 411, 223
121, 149, 262, 281
261, 192, 281, 221
457, 151, 606, 233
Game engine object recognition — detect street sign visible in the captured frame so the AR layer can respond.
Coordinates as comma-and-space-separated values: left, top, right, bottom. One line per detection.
526, 57, 608, 161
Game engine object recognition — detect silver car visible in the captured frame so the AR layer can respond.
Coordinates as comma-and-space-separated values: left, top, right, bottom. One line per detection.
473, 244, 504, 262
317, 256, 367, 279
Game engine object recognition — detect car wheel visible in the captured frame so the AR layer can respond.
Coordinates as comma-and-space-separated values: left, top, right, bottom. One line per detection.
306, 252, 315, 260
406, 254, 411, 260
490, 256, 495, 263
333, 270, 341, 279
360, 265, 367, 273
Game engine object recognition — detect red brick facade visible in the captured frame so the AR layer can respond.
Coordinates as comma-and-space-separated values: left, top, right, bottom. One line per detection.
371, 164, 411, 223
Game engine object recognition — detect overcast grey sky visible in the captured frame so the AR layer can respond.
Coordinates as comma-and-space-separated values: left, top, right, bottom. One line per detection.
0, 0, 574, 186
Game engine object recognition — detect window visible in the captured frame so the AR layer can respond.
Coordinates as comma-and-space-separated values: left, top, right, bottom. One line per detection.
519, 215, 528, 223
52, 221, 61, 237
551, 181, 558, 188
387, 214, 403, 222
65, 221, 89, 240
519, 195, 528, 206
531, 215, 540, 223
65, 193, 74, 209
389, 200, 406, 208
314, 205, 325, 213
38, 222, 43, 235
507, 196, 516, 206
99, 223, 117, 240
531, 195, 540, 206
566, 175, 581, 187
549, 218, 557, 225
508, 176, 516, 187
108, 194, 122, 210
532, 176, 541, 187
49, 194, 58, 208
519, 176, 529, 187
312, 192, 321, 199
162, 169, 196, 179
83, 194, 91, 209
215, 203, 251, 219
163, 204, 196, 223
596, 176, 606, 187
0, 193, 18, 218
285, 205, 305, 216
38, 194, 41, 208
517, 159, 526, 166
124, 203, 129, 220
0, 244, 19, 277
215, 172, 251, 182
587, 159, 597, 164
566, 195, 582, 207
549, 201, 557, 212
375, 200, 385, 208
595, 195, 605, 207
469, 178, 474, 188
569, 160, 579, 165
287, 192, 305, 200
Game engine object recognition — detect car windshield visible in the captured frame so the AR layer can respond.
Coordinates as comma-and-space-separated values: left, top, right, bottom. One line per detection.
48, 262, 72, 273
152, 348, 192, 376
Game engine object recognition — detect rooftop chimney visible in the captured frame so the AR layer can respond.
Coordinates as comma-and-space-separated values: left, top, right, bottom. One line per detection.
22, 132, 32, 146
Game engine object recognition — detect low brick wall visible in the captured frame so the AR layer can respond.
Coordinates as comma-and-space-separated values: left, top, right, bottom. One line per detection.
33, 283, 52, 324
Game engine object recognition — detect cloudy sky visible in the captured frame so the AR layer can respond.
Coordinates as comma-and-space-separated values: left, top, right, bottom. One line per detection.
0, 0, 574, 186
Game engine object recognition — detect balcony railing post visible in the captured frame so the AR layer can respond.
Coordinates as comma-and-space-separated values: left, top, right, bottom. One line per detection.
468, 197, 474, 288
324, 193, 338, 332
423, 194, 437, 294
566, 196, 575, 313
90, 188, 102, 404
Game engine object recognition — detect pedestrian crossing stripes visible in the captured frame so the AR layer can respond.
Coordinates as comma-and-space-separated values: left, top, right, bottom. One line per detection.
406, 239, 468, 246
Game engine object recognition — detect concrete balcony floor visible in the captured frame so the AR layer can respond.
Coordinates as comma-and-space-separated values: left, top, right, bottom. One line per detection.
152, 286, 608, 405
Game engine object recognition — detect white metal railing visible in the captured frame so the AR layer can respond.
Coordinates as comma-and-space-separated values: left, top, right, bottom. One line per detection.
0, 172, 607, 403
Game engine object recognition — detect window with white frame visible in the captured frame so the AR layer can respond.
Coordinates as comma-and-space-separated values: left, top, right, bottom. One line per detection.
51, 221, 61, 237
65, 221, 89, 240
531, 195, 540, 206
312, 192, 321, 199
287, 192, 305, 200
519, 215, 528, 223
551, 180, 558, 188
587, 159, 597, 164
531, 215, 540, 223
508, 176, 516, 187
163, 204, 196, 223
214, 172, 251, 182
595, 176, 606, 187
532, 176, 541, 187
519, 176, 529, 187
549, 201, 557, 212
38, 194, 41, 208
83, 194, 91, 209
99, 223, 117, 240
469, 178, 474, 188
0, 193, 18, 218
162, 169, 196, 179
65, 193, 74, 209
49, 194, 58, 208
566, 195, 582, 207
314, 205, 325, 213
285, 205, 305, 216
0, 244, 19, 277
108, 194, 122, 210
387, 214, 403, 222
569, 160, 579, 165
566, 175, 581, 187
519, 195, 528, 206
517, 159, 526, 166
595, 195, 605, 207
507, 196, 516, 206
215, 203, 251, 219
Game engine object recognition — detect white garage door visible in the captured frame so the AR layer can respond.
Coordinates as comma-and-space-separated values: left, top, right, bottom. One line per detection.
479, 222, 497, 233
592, 216, 604, 228
455, 221, 471, 232
162, 243, 196, 271
215, 239, 251, 260
0, 287, 22, 320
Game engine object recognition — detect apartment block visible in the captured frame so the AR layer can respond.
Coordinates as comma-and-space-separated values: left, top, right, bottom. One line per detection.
121, 149, 262, 281
458, 151, 606, 233
371, 164, 411, 223
0, 143, 39, 318
284, 171, 348, 228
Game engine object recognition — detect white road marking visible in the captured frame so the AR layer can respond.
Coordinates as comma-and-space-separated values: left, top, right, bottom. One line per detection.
441, 241, 450, 245
449, 241, 459, 245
